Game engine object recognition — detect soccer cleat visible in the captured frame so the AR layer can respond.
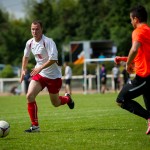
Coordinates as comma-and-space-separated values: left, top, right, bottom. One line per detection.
24, 125, 40, 133
146, 119, 150, 135
65, 93, 75, 109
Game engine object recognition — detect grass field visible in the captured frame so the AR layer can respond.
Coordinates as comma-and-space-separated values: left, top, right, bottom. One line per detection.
0, 93, 150, 150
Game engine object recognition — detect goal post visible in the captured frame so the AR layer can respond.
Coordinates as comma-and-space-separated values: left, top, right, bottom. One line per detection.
83, 58, 114, 94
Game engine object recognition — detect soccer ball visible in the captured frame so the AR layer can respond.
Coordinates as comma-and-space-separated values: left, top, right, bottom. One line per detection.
0, 120, 10, 138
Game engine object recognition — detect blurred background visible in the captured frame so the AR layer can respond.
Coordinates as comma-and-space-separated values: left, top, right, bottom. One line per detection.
0, 0, 149, 94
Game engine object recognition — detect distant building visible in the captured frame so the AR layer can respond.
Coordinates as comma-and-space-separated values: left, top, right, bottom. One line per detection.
69, 40, 117, 64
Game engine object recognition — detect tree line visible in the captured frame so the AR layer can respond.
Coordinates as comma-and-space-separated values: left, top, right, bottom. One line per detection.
0, 0, 150, 67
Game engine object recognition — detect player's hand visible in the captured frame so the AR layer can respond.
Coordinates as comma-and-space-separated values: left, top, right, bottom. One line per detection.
20, 70, 26, 83
114, 56, 121, 64
126, 63, 135, 74
114, 56, 128, 64
30, 67, 42, 76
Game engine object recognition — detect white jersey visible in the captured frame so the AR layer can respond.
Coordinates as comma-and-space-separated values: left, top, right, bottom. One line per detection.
65, 66, 72, 80
24, 35, 62, 79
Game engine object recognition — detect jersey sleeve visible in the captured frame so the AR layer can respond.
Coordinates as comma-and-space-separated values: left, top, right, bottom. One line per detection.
132, 29, 143, 43
47, 39, 58, 60
24, 40, 32, 57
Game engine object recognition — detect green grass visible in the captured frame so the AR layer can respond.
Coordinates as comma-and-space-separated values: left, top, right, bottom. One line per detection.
0, 93, 150, 150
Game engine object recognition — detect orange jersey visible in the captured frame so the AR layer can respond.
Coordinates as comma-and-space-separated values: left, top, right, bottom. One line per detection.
132, 24, 150, 77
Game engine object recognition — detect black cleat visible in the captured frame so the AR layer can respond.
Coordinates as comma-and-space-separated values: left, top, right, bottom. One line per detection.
24, 125, 40, 133
65, 93, 75, 109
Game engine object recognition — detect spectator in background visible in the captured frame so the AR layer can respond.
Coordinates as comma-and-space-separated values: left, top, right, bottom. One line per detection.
98, 52, 105, 59
24, 69, 31, 94
64, 62, 72, 95
98, 52, 105, 64
82, 69, 89, 91
10, 85, 21, 95
122, 64, 130, 85
100, 64, 107, 93
112, 63, 120, 92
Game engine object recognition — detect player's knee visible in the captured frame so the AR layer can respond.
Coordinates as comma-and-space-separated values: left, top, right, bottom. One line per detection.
52, 102, 59, 107
116, 102, 123, 107
26, 93, 35, 102
51, 99, 60, 107
116, 97, 124, 107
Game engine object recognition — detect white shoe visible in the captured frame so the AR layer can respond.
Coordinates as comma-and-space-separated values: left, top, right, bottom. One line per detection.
24, 125, 40, 133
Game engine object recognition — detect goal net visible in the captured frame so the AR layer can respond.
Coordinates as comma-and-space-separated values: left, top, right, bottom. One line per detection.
83, 58, 115, 94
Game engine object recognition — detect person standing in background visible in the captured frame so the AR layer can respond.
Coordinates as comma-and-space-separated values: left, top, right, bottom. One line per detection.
24, 69, 31, 94
64, 62, 72, 95
112, 63, 120, 92
100, 64, 107, 93
122, 64, 130, 85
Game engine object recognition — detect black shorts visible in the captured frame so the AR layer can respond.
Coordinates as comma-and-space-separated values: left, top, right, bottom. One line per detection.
116, 75, 150, 110
100, 77, 107, 84
65, 79, 71, 85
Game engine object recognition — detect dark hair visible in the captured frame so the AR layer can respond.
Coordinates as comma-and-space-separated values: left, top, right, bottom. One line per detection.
102, 64, 105, 67
32, 20, 43, 28
130, 5, 147, 22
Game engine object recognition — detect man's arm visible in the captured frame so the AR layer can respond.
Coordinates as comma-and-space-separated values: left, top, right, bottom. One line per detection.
30, 60, 57, 77
20, 56, 29, 83
114, 56, 128, 64
126, 41, 141, 73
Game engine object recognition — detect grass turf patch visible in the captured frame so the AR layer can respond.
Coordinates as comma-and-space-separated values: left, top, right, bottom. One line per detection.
0, 93, 150, 150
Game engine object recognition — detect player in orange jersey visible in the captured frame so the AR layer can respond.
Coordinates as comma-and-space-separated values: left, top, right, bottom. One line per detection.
115, 5, 150, 135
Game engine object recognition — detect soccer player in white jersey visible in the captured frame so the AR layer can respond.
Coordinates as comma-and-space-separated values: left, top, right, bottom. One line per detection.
20, 20, 74, 133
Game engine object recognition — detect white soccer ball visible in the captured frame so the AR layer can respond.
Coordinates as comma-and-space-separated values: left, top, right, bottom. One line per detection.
0, 120, 10, 138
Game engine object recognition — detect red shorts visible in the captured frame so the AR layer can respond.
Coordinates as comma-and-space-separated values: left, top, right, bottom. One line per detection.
32, 74, 62, 94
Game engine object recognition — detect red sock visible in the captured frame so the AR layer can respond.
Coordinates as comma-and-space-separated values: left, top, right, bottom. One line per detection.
28, 102, 38, 126
59, 96, 70, 105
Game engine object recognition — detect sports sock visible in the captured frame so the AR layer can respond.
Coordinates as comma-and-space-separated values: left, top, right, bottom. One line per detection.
28, 102, 38, 126
59, 96, 70, 105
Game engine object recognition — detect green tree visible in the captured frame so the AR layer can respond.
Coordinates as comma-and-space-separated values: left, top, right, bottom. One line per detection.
1, 0, 150, 68
0, 9, 9, 64
105, 0, 132, 55
27, 0, 54, 33
0, 20, 30, 65
0, 65, 15, 78
46, 0, 78, 45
